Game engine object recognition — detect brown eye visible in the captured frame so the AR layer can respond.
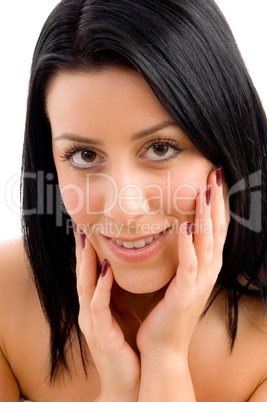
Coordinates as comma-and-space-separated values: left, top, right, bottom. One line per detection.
153, 144, 169, 156
140, 139, 181, 162
70, 149, 104, 169
81, 150, 97, 162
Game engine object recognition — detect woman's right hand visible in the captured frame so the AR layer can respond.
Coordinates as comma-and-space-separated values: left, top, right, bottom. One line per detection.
74, 231, 140, 402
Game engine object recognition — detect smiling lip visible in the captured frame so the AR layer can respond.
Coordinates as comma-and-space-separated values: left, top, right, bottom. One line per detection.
102, 228, 170, 263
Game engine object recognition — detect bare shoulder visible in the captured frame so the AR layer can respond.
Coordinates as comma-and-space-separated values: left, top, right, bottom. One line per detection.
0, 237, 36, 335
0, 237, 33, 400
242, 297, 267, 401
238, 294, 267, 384
0, 236, 29, 274
239, 294, 267, 338
190, 289, 267, 401
0, 237, 33, 307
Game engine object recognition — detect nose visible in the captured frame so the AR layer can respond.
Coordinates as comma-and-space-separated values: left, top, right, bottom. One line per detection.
104, 172, 147, 224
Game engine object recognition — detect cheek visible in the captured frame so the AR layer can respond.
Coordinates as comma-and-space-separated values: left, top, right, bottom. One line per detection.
171, 183, 197, 217
59, 175, 115, 223
145, 163, 212, 219
144, 180, 197, 217
56, 172, 89, 225
146, 174, 208, 220
60, 183, 96, 235
60, 183, 85, 215
169, 170, 210, 219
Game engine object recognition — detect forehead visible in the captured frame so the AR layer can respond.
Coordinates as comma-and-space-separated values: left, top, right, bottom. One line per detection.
45, 67, 172, 127
46, 67, 197, 151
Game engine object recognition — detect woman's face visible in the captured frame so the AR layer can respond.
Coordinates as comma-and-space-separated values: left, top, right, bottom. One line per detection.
47, 67, 213, 293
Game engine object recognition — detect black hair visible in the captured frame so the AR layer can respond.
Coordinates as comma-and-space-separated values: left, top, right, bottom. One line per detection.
21, 0, 267, 383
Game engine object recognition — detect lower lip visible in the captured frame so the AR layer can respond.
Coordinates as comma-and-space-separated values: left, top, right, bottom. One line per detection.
102, 229, 170, 263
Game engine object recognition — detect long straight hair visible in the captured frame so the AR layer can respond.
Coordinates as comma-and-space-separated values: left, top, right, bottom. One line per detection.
21, 0, 267, 382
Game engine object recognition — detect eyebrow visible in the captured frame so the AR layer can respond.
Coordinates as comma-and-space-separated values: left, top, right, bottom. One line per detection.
53, 134, 103, 145
53, 120, 177, 144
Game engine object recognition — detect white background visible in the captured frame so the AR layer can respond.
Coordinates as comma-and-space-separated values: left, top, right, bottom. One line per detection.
0, 1, 266, 242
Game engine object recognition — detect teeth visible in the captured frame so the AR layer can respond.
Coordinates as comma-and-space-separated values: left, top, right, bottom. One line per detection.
112, 233, 161, 249
131, 239, 146, 248
145, 236, 153, 244
123, 241, 134, 249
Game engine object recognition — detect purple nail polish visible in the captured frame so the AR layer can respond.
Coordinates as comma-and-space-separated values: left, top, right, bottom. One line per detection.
205, 186, 211, 206
80, 231, 86, 249
101, 259, 110, 277
186, 220, 192, 236
71, 219, 77, 232
216, 166, 225, 186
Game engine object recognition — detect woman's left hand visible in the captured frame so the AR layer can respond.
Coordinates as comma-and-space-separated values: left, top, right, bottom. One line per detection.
136, 168, 229, 361
75, 235, 141, 401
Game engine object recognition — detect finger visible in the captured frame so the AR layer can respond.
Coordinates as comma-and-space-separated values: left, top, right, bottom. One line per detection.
193, 184, 213, 273
207, 167, 229, 264
90, 262, 121, 342
74, 230, 98, 304
174, 221, 198, 293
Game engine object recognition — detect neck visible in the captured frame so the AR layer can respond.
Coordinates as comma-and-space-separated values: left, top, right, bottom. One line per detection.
126, 284, 169, 321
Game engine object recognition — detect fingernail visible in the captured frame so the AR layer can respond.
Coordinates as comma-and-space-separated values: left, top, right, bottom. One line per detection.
205, 186, 211, 206
216, 166, 225, 186
186, 220, 192, 236
71, 219, 77, 232
80, 231, 86, 249
101, 259, 110, 277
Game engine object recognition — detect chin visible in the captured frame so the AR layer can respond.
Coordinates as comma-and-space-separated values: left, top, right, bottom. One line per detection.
113, 272, 174, 294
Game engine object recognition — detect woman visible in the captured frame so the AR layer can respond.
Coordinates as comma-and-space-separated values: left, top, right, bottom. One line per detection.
1, 0, 267, 400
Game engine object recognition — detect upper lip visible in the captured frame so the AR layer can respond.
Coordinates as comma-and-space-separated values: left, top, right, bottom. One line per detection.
101, 228, 170, 242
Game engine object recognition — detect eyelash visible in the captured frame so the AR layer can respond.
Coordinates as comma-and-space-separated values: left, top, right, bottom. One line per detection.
60, 145, 95, 161
60, 144, 101, 170
143, 137, 182, 159
60, 137, 182, 171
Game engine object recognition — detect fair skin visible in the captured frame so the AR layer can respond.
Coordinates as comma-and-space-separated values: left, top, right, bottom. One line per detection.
1, 67, 267, 401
